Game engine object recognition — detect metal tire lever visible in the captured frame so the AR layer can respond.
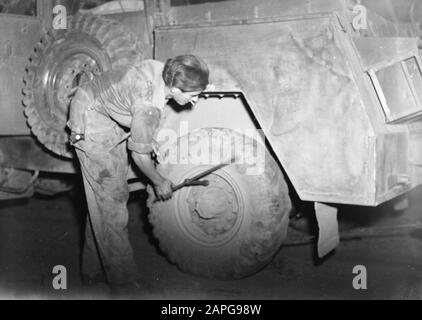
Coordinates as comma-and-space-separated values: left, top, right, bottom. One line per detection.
171, 155, 236, 193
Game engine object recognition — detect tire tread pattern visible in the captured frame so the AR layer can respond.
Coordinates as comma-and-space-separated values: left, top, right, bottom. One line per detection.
23, 14, 144, 158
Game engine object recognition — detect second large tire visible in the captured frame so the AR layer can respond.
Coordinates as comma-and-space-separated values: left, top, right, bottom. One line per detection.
23, 14, 145, 158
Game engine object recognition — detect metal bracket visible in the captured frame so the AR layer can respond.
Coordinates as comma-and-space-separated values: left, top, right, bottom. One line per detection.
315, 202, 340, 258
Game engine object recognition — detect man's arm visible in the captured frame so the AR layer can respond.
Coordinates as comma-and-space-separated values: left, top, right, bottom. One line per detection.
127, 67, 173, 201
131, 153, 173, 201
127, 104, 173, 201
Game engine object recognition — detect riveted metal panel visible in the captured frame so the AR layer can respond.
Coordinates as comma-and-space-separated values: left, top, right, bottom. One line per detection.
155, 15, 379, 205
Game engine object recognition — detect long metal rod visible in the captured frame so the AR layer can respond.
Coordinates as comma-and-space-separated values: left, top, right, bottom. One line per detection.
172, 155, 236, 192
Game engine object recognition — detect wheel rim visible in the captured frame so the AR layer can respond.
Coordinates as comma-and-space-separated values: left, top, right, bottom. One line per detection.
39, 35, 107, 132
174, 166, 245, 247
23, 14, 145, 158
53, 54, 100, 119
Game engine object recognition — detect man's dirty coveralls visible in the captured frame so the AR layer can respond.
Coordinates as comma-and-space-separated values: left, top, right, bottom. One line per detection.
67, 60, 165, 284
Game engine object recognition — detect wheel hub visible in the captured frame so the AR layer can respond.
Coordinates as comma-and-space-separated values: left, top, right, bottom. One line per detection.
195, 187, 231, 219
56, 54, 100, 116
184, 172, 241, 239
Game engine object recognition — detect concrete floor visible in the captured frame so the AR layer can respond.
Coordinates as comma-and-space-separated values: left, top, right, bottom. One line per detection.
0, 184, 421, 300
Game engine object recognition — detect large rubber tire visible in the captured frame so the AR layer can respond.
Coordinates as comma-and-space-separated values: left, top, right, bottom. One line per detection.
22, 14, 145, 158
147, 128, 291, 279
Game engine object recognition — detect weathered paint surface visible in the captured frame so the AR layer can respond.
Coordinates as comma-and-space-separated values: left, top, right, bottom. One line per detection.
0, 15, 41, 135
155, 15, 378, 205
375, 132, 409, 202
155, 7, 422, 205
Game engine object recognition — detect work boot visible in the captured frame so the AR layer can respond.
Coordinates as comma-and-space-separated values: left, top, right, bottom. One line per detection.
110, 278, 163, 299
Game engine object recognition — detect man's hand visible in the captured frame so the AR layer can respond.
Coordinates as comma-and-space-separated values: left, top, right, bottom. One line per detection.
154, 178, 174, 201
131, 153, 174, 201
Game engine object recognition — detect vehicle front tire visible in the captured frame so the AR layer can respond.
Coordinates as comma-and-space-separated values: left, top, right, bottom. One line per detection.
147, 128, 291, 279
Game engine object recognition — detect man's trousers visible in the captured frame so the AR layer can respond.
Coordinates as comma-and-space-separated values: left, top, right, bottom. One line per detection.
70, 89, 141, 285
